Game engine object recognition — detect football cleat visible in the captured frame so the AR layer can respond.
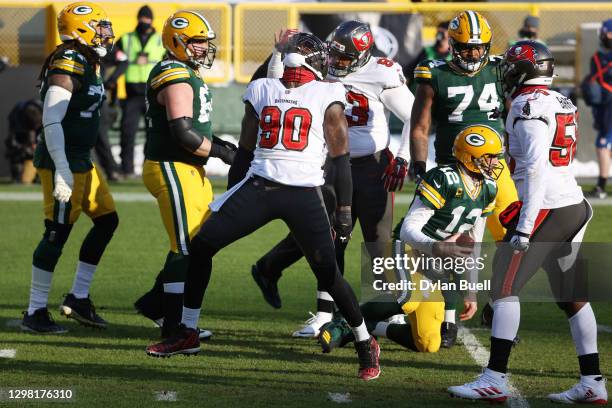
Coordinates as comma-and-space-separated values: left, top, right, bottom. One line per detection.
198, 328, 213, 341
448, 368, 510, 402
59, 294, 107, 329
386, 314, 407, 325
251, 264, 281, 309
586, 186, 608, 200
319, 318, 354, 353
355, 336, 381, 381
441, 321, 458, 348
481, 303, 493, 327
548, 376, 608, 405
21, 308, 68, 334
146, 324, 200, 357
292, 312, 332, 338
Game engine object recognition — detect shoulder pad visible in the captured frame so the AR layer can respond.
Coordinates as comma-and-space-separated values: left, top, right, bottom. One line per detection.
372, 58, 405, 89
417, 166, 458, 210
49, 49, 87, 76
160, 59, 187, 68
150, 61, 191, 91
512, 91, 554, 121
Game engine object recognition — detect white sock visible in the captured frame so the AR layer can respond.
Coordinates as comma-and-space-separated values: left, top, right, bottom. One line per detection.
484, 367, 507, 383
491, 297, 520, 341
372, 321, 389, 337
181, 307, 200, 329
569, 303, 598, 356
315, 311, 333, 321
316, 291, 333, 301
163, 282, 185, 294
28, 266, 53, 315
70, 261, 97, 299
444, 310, 456, 324
351, 320, 370, 342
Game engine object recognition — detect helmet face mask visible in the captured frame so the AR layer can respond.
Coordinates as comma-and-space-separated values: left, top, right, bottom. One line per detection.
450, 40, 489, 73
183, 38, 216, 69
90, 19, 114, 58
284, 32, 329, 79
473, 153, 504, 180
498, 41, 554, 97
328, 20, 373, 77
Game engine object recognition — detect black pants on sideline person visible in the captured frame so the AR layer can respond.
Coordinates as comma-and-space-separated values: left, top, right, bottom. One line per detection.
119, 93, 146, 176
94, 101, 120, 180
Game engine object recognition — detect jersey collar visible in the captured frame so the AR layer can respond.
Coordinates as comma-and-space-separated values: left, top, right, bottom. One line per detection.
512, 85, 550, 99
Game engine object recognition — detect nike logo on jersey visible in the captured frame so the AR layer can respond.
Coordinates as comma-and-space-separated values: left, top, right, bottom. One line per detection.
434, 180, 441, 188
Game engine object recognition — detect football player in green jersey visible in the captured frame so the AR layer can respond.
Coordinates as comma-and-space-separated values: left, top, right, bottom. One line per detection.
410, 10, 518, 345
22, 2, 118, 334
319, 125, 501, 354
136, 10, 236, 338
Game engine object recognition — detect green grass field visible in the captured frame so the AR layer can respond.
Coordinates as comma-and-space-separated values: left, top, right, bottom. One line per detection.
0, 181, 611, 407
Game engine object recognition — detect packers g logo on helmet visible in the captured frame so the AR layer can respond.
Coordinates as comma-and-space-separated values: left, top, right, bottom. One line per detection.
448, 10, 492, 73
170, 17, 189, 29
162, 10, 217, 69
453, 125, 504, 179
73, 5, 92, 15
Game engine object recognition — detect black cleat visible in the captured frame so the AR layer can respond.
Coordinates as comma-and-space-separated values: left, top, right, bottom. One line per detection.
481, 303, 493, 328
441, 322, 458, 348
251, 264, 282, 309
21, 308, 68, 334
59, 294, 107, 329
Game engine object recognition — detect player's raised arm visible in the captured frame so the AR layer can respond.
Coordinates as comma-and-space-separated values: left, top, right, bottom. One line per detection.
409, 83, 434, 180
324, 102, 352, 243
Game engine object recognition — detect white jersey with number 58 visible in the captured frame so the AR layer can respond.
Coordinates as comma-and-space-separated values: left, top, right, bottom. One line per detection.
506, 88, 584, 233
243, 78, 346, 187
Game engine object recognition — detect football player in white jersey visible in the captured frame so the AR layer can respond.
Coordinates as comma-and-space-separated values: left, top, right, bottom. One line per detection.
251, 21, 415, 338
146, 32, 381, 381
448, 41, 607, 404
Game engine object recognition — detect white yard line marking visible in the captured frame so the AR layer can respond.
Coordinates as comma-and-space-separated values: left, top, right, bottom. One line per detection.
154, 391, 177, 401
458, 327, 529, 408
327, 392, 352, 403
0, 349, 16, 358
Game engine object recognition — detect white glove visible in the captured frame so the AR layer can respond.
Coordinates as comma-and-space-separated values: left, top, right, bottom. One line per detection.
509, 232, 530, 252
53, 167, 73, 203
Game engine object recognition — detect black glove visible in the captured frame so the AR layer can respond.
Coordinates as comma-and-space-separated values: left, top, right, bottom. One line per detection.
210, 136, 238, 165
408, 160, 426, 182
334, 207, 352, 244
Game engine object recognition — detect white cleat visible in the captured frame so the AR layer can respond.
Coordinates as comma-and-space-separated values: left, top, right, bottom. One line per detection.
292, 312, 332, 338
198, 328, 213, 341
386, 314, 406, 325
448, 368, 510, 403
548, 377, 608, 405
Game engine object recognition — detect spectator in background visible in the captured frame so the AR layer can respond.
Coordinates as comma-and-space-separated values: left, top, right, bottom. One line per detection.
514, 15, 545, 45
418, 21, 451, 63
112, 5, 165, 178
5, 99, 42, 184
584, 18, 612, 199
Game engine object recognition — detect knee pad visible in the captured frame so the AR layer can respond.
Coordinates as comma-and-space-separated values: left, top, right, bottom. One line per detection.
43, 219, 73, 247
93, 211, 119, 236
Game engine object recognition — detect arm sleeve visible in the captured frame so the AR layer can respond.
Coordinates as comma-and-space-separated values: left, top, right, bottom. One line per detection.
515, 118, 550, 234
380, 85, 414, 160
400, 197, 437, 256
42, 85, 72, 171
267, 50, 283, 79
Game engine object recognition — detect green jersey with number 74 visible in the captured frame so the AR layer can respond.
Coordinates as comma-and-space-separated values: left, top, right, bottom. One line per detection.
415, 163, 497, 241
413, 56, 504, 164
35, 48, 105, 173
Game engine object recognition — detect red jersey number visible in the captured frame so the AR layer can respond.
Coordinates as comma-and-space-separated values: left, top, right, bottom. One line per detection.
377, 58, 394, 67
549, 112, 577, 167
346, 91, 369, 127
258, 106, 312, 152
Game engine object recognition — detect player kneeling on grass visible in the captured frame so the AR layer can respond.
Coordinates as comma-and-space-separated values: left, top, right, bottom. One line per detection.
145, 32, 380, 381
319, 125, 500, 354
22, 2, 119, 334
448, 41, 607, 405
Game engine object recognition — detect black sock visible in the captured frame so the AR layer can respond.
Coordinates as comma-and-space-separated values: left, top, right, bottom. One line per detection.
161, 292, 183, 337
597, 177, 607, 189
578, 353, 601, 376
387, 323, 418, 351
487, 337, 514, 374
317, 298, 335, 314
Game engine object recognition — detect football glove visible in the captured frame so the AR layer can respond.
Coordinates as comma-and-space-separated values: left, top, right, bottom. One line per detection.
53, 167, 73, 203
408, 160, 426, 182
210, 136, 238, 165
382, 156, 408, 192
509, 231, 530, 252
334, 207, 352, 244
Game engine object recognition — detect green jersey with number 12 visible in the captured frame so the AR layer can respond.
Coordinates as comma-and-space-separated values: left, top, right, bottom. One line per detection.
414, 57, 504, 164
416, 164, 497, 240
34, 48, 104, 172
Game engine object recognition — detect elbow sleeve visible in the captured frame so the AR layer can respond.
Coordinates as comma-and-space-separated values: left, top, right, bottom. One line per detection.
168, 117, 204, 153
332, 153, 352, 207
42, 85, 72, 170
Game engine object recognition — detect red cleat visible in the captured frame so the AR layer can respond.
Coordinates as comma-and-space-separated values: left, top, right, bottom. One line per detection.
146, 324, 200, 357
355, 336, 380, 381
